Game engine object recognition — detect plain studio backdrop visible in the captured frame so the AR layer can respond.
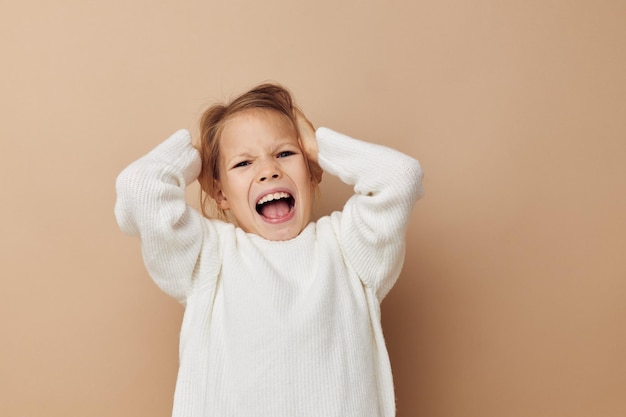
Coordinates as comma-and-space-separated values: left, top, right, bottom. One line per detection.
1, 1, 625, 416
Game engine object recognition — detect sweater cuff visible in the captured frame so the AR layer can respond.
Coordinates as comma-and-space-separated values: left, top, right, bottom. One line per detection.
147, 129, 202, 186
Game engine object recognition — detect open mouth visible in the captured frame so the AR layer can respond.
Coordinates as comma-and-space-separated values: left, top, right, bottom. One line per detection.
256, 191, 295, 220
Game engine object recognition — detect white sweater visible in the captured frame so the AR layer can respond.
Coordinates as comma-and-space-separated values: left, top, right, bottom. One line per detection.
115, 127, 423, 417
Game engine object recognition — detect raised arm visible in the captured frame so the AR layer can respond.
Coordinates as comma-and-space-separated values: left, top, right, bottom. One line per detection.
114, 129, 205, 303
315, 127, 424, 301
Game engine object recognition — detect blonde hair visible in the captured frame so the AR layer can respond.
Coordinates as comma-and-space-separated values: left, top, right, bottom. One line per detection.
197, 83, 320, 220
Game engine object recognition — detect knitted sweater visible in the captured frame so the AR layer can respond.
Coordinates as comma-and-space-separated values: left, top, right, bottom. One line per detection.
115, 127, 423, 417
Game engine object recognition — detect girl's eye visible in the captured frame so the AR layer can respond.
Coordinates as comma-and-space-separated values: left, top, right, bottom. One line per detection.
233, 161, 250, 168
277, 151, 294, 158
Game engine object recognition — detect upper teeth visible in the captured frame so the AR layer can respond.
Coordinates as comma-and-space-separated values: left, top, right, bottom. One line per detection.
257, 192, 290, 205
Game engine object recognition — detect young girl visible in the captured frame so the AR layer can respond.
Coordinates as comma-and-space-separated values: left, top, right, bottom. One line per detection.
115, 83, 423, 417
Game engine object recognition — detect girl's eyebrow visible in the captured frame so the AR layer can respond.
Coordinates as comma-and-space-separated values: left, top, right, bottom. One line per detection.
271, 139, 300, 152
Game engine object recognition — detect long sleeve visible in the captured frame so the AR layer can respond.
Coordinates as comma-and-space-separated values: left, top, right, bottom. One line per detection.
114, 129, 205, 303
316, 127, 423, 301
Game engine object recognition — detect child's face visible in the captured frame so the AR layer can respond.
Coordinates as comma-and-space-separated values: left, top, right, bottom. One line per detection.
214, 109, 315, 241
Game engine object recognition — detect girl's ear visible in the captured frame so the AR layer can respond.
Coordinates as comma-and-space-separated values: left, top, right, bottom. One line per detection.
308, 160, 323, 185
213, 180, 230, 210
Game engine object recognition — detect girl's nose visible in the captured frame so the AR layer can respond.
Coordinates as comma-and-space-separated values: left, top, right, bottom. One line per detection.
258, 160, 281, 182
259, 173, 279, 182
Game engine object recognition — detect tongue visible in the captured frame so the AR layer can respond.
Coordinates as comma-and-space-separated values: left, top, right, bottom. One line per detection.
260, 200, 291, 219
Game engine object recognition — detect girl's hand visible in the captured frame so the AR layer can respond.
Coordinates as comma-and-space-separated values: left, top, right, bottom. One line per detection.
295, 108, 323, 184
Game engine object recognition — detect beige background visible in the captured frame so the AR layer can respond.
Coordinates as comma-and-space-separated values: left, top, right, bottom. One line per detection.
2, 0, 625, 416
